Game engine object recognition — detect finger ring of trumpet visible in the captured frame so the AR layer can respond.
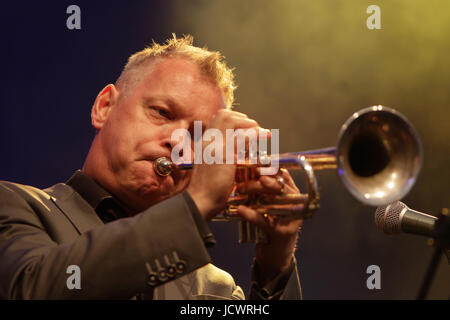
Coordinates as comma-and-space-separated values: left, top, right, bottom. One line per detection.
276, 176, 285, 194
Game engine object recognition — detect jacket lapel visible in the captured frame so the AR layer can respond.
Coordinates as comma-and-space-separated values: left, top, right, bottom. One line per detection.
46, 183, 104, 234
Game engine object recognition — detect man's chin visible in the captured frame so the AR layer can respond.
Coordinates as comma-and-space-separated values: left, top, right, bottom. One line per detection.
126, 188, 180, 214
125, 179, 183, 211
119, 164, 190, 212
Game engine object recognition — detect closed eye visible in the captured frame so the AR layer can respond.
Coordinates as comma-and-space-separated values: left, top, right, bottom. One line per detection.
148, 106, 173, 120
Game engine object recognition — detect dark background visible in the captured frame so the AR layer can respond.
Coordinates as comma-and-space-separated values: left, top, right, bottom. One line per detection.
1, 1, 449, 299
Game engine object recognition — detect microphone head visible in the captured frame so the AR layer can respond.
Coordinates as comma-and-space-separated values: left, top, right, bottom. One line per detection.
374, 201, 408, 234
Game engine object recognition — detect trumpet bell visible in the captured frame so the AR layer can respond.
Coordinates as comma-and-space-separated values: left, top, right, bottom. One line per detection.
336, 106, 422, 206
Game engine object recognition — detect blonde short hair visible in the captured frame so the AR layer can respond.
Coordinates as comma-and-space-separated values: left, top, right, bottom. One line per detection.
116, 34, 236, 109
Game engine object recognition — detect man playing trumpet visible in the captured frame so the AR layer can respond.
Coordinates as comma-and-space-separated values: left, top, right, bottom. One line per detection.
0, 35, 302, 299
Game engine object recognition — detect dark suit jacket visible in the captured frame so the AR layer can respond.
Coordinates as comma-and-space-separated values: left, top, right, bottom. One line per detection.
0, 180, 301, 299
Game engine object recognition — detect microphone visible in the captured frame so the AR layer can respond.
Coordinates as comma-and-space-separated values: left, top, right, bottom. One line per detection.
375, 201, 437, 237
376, 202, 450, 300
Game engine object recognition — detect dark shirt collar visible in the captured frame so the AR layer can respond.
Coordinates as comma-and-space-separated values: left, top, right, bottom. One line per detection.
66, 170, 216, 247
66, 170, 128, 223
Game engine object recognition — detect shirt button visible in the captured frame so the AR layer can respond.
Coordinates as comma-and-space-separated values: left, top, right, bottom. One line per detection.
176, 261, 186, 273
145, 262, 159, 286
172, 251, 187, 274
147, 273, 158, 286
158, 269, 169, 282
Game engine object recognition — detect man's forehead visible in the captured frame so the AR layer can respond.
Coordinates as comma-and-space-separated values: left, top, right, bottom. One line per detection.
139, 57, 225, 111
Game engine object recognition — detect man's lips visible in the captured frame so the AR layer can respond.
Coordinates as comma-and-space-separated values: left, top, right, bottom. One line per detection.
139, 154, 172, 162
139, 157, 182, 182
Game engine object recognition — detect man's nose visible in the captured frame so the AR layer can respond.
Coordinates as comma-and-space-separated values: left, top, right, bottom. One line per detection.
162, 120, 192, 156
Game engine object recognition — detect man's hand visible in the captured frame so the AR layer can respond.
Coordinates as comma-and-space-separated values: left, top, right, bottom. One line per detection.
185, 109, 301, 285
236, 168, 303, 286
186, 109, 269, 220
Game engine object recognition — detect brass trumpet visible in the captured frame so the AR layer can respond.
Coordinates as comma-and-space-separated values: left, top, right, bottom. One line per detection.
154, 106, 423, 242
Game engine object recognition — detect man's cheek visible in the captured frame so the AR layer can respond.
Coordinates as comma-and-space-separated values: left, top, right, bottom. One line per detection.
179, 172, 192, 189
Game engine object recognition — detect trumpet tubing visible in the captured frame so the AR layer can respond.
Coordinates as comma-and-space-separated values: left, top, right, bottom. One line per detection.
153, 106, 422, 242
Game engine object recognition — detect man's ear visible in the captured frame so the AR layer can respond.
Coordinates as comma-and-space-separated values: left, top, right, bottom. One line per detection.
91, 84, 119, 130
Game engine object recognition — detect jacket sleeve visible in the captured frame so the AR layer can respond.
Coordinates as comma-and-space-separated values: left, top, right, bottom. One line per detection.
249, 256, 302, 300
0, 182, 211, 299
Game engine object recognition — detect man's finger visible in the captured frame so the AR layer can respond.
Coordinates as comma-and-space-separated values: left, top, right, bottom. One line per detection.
237, 176, 283, 194
236, 205, 272, 230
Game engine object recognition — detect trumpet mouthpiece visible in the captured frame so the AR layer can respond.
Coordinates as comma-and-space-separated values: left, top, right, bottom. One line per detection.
154, 157, 174, 176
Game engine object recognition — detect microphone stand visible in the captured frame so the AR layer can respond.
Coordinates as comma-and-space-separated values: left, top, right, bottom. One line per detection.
416, 208, 450, 300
